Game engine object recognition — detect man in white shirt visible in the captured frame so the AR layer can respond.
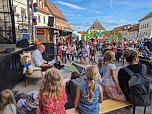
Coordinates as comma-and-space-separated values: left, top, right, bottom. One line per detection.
71, 42, 77, 61
31, 44, 53, 71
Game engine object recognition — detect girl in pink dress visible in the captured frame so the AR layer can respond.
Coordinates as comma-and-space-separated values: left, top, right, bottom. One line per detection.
37, 68, 67, 114
57, 43, 62, 60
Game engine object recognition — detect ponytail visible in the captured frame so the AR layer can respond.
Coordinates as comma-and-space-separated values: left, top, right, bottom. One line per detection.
85, 79, 96, 103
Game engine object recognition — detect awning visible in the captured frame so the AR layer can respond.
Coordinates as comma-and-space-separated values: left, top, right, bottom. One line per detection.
36, 26, 50, 29
51, 27, 73, 33
72, 33, 78, 38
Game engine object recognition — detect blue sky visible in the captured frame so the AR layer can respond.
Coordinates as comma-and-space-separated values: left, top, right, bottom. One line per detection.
50, 0, 152, 31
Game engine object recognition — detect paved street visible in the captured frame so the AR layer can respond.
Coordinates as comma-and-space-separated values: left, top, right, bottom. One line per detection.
13, 51, 152, 114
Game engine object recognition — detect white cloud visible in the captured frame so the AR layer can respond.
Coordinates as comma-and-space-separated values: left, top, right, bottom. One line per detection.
117, 1, 135, 6
57, 1, 85, 10
69, 22, 91, 26
64, 14, 82, 17
104, 21, 118, 26
57, 1, 100, 14
109, 0, 115, 12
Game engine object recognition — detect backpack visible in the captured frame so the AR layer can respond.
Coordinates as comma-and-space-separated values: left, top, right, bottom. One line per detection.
123, 64, 152, 106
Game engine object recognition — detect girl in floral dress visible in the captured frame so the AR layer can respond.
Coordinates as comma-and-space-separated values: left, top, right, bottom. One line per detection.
37, 68, 67, 114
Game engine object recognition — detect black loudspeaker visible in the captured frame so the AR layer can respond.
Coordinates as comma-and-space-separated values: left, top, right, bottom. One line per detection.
42, 43, 54, 61
48, 16, 54, 27
16, 39, 29, 48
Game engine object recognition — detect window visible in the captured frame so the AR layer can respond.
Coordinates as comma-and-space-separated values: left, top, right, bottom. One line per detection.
38, 15, 41, 23
14, 6, 17, 15
147, 23, 149, 28
40, 1, 44, 8
21, 9, 26, 16
43, 16, 45, 24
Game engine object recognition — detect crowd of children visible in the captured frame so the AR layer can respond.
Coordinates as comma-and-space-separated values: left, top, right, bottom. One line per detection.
55, 39, 97, 64
0, 49, 128, 114
0, 37, 152, 114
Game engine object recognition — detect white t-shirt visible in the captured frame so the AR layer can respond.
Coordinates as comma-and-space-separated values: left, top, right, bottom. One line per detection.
62, 46, 67, 51
31, 49, 44, 67
101, 63, 116, 86
71, 45, 76, 54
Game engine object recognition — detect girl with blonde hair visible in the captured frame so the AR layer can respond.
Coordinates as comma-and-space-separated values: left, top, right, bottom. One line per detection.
0, 89, 16, 114
101, 50, 126, 101
74, 65, 103, 114
37, 68, 67, 114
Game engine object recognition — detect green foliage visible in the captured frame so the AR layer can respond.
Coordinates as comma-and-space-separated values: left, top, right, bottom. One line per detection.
115, 32, 123, 39
90, 31, 97, 38
100, 31, 110, 40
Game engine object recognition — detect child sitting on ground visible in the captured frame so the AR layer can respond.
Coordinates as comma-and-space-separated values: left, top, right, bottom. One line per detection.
101, 50, 126, 101
37, 68, 67, 114
16, 90, 39, 114
66, 71, 80, 96
54, 56, 64, 70
0, 89, 16, 114
74, 65, 103, 114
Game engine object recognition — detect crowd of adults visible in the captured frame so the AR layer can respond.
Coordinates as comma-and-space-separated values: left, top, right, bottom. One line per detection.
0, 37, 152, 114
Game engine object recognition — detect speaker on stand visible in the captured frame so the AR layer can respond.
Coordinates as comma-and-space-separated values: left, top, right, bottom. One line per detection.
42, 43, 54, 61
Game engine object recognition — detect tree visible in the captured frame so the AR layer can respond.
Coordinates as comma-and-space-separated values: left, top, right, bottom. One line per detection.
90, 31, 97, 38
115, 32, 123, 40
100, 31, 111, 40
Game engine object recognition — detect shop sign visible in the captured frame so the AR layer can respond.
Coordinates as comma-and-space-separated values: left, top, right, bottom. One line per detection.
37, 30, 44, 35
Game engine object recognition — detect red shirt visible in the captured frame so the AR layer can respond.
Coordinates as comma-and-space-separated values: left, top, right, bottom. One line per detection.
37, 89, 67, 114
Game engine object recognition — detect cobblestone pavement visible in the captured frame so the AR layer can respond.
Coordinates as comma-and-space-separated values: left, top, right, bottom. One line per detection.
13, 51, 152, 114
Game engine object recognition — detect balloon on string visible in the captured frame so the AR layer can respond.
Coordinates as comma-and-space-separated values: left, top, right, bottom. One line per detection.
124, 37, 128, 41
29, 3, 32, 9
38, 36, 42, 41
33, 21, 37, 25
34, 38, 41, 45
86, 34, 90, 39
33, 16, 37, 20
32, 17, 37, 22
33, 7, 38, 12
33, 3, 38, 7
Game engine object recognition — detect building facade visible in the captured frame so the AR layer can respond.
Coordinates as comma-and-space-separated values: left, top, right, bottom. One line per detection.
13, 0, 30, 38
113, 24, 131, 38
138, 12, 152, 39
33, 0, 51, 43
128, 24, 139, 39
87, 19, 105, 34
46, 0, 72, 43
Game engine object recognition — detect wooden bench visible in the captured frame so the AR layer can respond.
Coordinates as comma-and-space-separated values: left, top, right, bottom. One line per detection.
66, 99, 131, 114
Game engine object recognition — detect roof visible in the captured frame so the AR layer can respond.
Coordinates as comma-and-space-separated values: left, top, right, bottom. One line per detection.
128, 24, 139, 32
37, 6, 50, 15
78, 31, 84, 35
88, 19, 105, 31
46, 0, 67, 21
139, 12, 152, 22
67, 24, 73, 30
113, 24, 131, 31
